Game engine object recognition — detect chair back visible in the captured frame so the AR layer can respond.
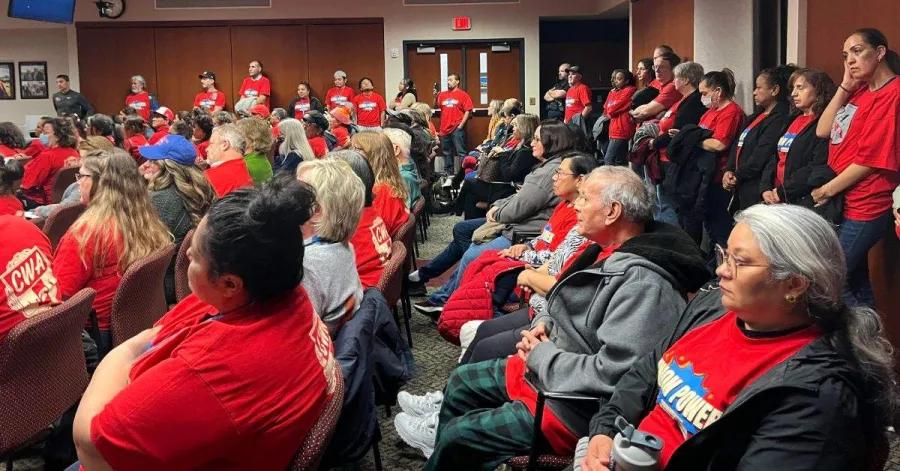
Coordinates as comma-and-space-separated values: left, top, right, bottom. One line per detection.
392, 214, 416, 271
174, 229, 195, 303
42, 202, 86, 251
0, 289, 95, 454
109, 244, 176, 347
50, 166, 79, 204
411, 197, 425, 222
289, 371, 345, 471
375, 243, 406, 308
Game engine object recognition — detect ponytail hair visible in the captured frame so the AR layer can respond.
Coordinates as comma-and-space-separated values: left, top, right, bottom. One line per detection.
854, 28, 900, 75
702, 68, 736, 99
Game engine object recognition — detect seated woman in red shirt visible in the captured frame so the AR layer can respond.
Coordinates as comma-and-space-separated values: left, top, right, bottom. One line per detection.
350, 131, 410, 236
579, 204, 894, 471
72, 177, 338, 471
812, 28, 900, 309
122, 116, 149, 161
20, 117, 80, 208
302, 111, 331, 159
0, 159, 24, 217
53, 149, 171, 351
0, 122, 27, 158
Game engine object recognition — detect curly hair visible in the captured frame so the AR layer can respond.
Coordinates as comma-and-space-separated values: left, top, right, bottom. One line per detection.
350, 131, 409, 206
147, 160, 217, 225
0, 122, 26, 149
45, 117, 78, 149
236, 117, 274, 155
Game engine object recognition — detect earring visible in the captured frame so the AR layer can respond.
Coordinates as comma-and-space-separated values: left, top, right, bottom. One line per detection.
786, 295, 797, 304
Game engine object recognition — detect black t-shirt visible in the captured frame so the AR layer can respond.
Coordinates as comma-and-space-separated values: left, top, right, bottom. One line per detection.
548, 79, 570, 112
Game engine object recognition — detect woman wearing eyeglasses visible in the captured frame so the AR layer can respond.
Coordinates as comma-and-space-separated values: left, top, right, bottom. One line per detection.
579, 204, 894, 471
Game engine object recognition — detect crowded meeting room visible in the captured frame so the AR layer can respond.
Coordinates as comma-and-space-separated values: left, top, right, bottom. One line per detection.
1, 0, 900, 470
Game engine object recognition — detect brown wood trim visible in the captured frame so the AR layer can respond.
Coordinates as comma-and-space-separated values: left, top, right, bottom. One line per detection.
75, 17, 383, 29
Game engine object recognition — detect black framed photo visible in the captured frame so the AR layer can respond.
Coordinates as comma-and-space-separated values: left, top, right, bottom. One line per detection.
19, 61, 48, 99
0, 62, 14, 100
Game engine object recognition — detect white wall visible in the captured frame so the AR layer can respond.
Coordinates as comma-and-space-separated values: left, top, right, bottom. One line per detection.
693, 0, 755, 110
0, 26, 74, 125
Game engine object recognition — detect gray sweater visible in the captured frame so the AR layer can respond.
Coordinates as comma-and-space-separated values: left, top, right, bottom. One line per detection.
150, 186, 193, 304
302, 240, 364, 336
492, 155, 562, 240
527, 222, 711, 436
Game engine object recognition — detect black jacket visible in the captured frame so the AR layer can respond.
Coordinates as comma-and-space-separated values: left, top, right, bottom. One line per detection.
759, 114, 830, 207
589, 282, 884, 471
287, 96, 325, 119
726, 102, 791, 211
52, 90, 94, 119
663, 125, 716, 214
654, 91, 707, 151
498, 144, 538, 183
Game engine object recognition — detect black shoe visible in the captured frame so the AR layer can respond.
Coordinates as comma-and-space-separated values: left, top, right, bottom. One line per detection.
407, 280, 427, 297
414, 300, 443, 315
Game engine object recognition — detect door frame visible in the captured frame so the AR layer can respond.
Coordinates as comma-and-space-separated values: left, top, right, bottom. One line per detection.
402, 38, 525, 115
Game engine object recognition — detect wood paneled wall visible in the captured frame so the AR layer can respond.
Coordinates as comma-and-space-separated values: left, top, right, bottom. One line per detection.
77, 21, 385, 116
630, 0, 694, 71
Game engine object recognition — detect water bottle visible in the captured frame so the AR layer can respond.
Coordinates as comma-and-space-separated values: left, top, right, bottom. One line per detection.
609, 416, 663, 471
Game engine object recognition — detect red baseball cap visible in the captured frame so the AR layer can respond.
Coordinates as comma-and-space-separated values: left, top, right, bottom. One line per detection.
249, 104, 270, 118
153, 106, 175, 122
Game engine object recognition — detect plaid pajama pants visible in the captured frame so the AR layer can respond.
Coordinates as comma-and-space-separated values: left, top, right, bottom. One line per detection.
424, 358, 554, 471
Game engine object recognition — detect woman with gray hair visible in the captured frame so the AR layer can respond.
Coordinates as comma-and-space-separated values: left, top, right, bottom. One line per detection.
296, 161, 365, 336
124, 74, 160, 122
273, 118, 316, 175
580, 203, 895, 471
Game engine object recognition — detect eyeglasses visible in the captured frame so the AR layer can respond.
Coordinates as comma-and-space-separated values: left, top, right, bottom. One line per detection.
714, 244, 768, 273
74, 173, 91, 182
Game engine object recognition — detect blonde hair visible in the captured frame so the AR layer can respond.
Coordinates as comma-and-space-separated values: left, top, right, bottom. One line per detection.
351, 132, 409, 205
236, 117, 274, 155
70, 149, 171, 275
77, 136, 115, 153
147, 160, 217, 225
278, 118, 316, 162
412, 102, 433, 121
296, 159, 364, 243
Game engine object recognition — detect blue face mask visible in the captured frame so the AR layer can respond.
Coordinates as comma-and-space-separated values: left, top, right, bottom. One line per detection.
39, 134, 50, 146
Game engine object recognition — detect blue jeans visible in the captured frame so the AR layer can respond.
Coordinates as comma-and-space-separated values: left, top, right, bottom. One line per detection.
655, 184, 679, 225
704, 185, 735, 268
428, 235, 512, 306
838, 212, 892, 308
440, 128, 467, 174
604, 139, 629, 166
65, 461, 81, 471
419, 218, 485, 282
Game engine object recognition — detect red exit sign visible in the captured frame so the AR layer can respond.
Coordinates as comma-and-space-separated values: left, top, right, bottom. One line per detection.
453, 17, 471, 31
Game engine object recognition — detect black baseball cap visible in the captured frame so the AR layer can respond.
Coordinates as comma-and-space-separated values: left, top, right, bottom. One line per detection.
566, 66, 582, 74
302, 111, 329, 131
199, 71, 216, 80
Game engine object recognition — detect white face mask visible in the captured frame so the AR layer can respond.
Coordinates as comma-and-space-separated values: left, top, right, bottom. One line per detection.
701, 95, 713, 108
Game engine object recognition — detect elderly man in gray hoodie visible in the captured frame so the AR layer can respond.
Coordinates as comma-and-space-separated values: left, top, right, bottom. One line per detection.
417, 166, 711, 469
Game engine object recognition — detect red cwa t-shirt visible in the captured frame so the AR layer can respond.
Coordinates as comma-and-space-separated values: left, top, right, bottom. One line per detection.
827, 78, 900, 221
325, 87, 355, 111
775, 113, 818, 187
194, 90, 226, 112
204, 158, 253, 197
373, 183, 410, 237
125, 92, 152, 121
351, 206, 393, 288
353, 92, 387, 127
239, 76, 272, 108
21, 147, 79, 204
699, 101, 746, 182
638, 312, 820, 468
604, 86, 637, 140
89, 288, 338, 471
53, 225, 123, 330
564, 84, 592, 124
309, 135, 328, 158
437, 88, 474, 135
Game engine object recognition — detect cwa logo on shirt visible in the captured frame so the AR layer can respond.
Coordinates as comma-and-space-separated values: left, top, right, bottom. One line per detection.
2, 246, 59, 317
309, 314, 338, 394
244, 89, 259, 98
441, 98, 459, 108
655, 353, 723, 438
200, 99, 215, 109
737, 127, 752, 149
777, 132, 798, 153
332, 95, 348, 104
370, 217, 392, 263
132, 101, 147, 110
295, 102, 310, 113
830, 103, 858, 145
359, 100, 378, 111
565, 98, 575, 107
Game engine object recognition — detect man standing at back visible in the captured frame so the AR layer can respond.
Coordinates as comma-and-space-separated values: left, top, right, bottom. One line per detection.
544, 63, 570, 120
236, 60, 271, 115
194, 71, 226, 113
52, 75, 94, 119
434, 73, 474, 175
563, 66, 592, 125
325, 70, 355, 111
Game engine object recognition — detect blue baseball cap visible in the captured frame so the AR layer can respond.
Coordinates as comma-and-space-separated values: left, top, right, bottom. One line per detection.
137, 135, 197, 166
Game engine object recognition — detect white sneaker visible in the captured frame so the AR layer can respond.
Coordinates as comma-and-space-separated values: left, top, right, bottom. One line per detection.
398, 390, 443, 417
408, 270, 421, 283
394, 411, 438, 458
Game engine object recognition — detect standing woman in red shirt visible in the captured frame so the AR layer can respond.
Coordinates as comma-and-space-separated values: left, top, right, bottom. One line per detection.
53, 149, 171, 351
20, 117, 79, 208
724, 65, 796, 211
602, 69, 636, 166
351, 132, 410, 235
353, 77, 388, 132
288, 82, 325, 119
812, 28, 900, 309
325, 70, 356, 111
73, 178, 337, 471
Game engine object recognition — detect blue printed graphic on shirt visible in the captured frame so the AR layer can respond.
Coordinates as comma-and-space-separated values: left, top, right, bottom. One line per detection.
655, 358, 723, 439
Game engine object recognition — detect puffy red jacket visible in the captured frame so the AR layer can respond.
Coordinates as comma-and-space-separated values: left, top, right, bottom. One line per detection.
438, 250, 526, 345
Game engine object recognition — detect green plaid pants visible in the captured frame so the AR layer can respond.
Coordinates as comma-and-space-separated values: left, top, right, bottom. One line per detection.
424, 358, 553, 471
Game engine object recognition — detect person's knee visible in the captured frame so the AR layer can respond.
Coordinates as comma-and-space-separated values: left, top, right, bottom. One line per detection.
452, 221, 476, 240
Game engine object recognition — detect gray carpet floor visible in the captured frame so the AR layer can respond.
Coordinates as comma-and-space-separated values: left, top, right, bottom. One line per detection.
10, 212, 900, 471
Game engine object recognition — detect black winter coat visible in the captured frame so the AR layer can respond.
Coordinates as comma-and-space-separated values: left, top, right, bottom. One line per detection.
663, 125, 716, 214
759, 114, 830, 207
726, 102, 791, 211
589, 283, 885, 471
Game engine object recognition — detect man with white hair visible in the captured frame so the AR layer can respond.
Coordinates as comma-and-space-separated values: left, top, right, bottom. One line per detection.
383, 126, 421, 207
396, 166, 711, 467
124, 75, 159, 122
204, 123, 253, 197
325, 70, 355, 111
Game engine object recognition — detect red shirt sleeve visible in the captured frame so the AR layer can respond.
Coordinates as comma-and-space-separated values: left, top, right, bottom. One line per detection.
855, 92, 900, 171
215, 92, 226, 108
52, 231, 92, 301
605, 87, 635, 117
20, 155, 51, 191
579, 86, 593, 107
711, 105, 745, 148
261, 78, 271, 96
193, 94, 202, 109
653, 83, 681, 110
462, 92, 475, 112
378, 94, 387, 113
91, 357, 239, 471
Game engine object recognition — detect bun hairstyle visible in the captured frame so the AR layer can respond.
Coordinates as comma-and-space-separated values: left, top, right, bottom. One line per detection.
0, 159, 25, 195
789, 68, 836, 115
702, 68, 737, 99
759, 64, 799, 104
854, 28, 900, 75
199, 174, 316, 303
88, 114, 124, 148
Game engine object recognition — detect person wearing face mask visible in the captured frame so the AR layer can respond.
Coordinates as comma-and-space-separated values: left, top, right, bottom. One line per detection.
124, 75, 160, 122
353, 77, 388, 132
288, 82, 326, 119
325, 70, 355, 111
760, 69, 835, 211
203, 123, 254, 197
19, 117, 80, 208
194, 71, 226, 113
812, 27, 900, 309
236, 61, 271, 116
723, 65, 796, 211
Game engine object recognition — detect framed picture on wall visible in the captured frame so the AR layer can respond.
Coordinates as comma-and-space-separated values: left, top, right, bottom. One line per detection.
19, 61, 49, 99
0, 62, 14, 100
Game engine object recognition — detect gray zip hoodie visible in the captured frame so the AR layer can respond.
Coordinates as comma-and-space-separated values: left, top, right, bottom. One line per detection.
492, 155, 562, 240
